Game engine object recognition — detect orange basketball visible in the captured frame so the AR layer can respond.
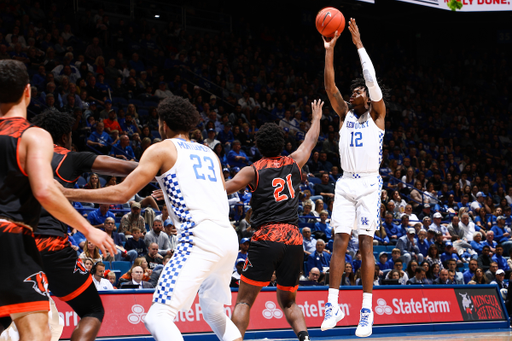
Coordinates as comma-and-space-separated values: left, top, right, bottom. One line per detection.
315, 7, 345, 38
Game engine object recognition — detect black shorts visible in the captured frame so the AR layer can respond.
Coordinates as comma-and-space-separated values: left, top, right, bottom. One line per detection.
0, 221, 49, 317
241, 240, 303, 292
36, 235, 93, 301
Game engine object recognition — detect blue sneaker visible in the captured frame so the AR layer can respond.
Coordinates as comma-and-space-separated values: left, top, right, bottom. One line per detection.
321, 302, 345, 331
355, 308, 373, 337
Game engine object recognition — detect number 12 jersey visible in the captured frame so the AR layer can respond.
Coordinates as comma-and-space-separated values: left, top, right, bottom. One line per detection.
249, 156, 301, 228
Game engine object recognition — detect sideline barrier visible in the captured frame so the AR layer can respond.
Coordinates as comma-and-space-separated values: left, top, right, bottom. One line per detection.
54, 285, 510, 340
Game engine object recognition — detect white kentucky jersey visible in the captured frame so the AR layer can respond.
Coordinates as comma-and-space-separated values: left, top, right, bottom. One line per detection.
156, 138, 231, 234
339, 109, 384, 173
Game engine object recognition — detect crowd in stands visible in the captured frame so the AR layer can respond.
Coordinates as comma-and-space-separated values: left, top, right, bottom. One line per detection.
4, 1, 512, 301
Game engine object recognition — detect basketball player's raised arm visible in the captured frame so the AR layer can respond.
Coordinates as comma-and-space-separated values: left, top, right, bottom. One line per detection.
349, 18, 386, 124
92, 155, 138, 176
24, 128, 116, 256
225, 166, 255, 195
60, 143, 165, 204
290, 99, 323, 168
323, 32, 348, 119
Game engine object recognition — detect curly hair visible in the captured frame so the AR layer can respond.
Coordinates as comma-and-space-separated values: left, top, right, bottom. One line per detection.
31, 109, 75, 144
255, 123, 285, 157
157, 95, 200, 133
350, 77, 391, 106
0, 60, 29, 104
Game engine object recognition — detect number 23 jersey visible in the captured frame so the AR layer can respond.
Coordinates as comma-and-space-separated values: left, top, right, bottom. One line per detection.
249, 156, 301, 228
339, 109, 384, 173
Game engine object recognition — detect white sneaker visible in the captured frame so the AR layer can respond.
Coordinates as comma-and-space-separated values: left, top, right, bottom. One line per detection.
355, 308, 373, 337
321, 302, 345, 331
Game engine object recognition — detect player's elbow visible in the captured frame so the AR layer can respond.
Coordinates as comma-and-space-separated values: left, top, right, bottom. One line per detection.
32, 183, 58, 206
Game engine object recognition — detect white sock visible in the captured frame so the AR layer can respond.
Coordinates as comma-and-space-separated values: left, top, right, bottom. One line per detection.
328, 288, 339, 305
362, 293, 372, 310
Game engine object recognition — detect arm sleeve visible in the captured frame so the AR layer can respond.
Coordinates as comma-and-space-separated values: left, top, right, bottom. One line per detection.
358, 48, 382, 102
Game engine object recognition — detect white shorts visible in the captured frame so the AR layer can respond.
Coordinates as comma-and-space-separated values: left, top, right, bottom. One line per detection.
331, 172, 382, 237
152, 220, 238, 311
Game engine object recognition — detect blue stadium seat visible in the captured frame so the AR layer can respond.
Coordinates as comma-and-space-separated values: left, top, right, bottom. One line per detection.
151, 130, 161, 139
112, 97, 128, 106
129, 99, 143, 107
76, 176, 87, 188
144, 101, 158, 108
138, 109, 149, 117
112, 261, 132, 275
374, 245, 387, 254
308, 177, 321, 185
104, 262, 111, 270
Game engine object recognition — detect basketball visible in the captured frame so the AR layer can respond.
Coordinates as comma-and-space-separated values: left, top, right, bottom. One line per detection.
316, 7, 345, 38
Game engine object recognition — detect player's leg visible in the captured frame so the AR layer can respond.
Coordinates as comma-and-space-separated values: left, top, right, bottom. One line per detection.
322, 179, 354, 331
144, 302, 183, 341
231, 281, 263, 337
275, 244, 310, 341
12, 311, 51, 341
38, 240, 104, 341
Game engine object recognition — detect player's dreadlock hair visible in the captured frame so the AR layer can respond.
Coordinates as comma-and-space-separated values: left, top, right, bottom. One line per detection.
31, 109, 75, 144
350, 77, 391, 106
255, 123, 285, 158
157, 95, 200, 133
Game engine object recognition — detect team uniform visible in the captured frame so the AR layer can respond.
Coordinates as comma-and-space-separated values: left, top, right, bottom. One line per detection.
0, 117, 50, 318
34, 146, 104, 321
241, 156, 303, 291
153, 138, 238, 314
331, 109, 384, 237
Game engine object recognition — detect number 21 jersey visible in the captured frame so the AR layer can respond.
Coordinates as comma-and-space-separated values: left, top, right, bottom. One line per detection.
249, 156, 301, 228
339, 109, 384, 173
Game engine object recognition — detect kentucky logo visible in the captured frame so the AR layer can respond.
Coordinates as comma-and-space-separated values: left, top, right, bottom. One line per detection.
24, 271, 49, 297
361, 217, 369, 226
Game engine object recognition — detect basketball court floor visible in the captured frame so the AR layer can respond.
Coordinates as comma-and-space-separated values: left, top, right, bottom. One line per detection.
249, 330, 512, 341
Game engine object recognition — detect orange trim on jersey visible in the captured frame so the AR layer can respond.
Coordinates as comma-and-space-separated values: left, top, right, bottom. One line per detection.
248, 165, 259, 192
59, 275, 93, 302
0, 301, 49, 317
276, 284, 298, 292
34, 235, 69, 252
16, 134, 28, 177
53, 146, 80, 183
240, 275, 270, 287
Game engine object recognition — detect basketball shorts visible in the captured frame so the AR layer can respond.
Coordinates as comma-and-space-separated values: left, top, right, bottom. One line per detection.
331, 172, 383, 237
152, 220, 238, 311
0, 220, 50, 317
241, 223, 303, 292
36, 236, 94, 303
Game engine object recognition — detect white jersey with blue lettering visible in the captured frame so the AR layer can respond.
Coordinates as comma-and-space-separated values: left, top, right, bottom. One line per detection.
339, 109, 384, 174
156, 138, 231, 232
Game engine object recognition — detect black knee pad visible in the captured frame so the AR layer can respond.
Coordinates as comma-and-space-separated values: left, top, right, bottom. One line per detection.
65, 282, 105, 322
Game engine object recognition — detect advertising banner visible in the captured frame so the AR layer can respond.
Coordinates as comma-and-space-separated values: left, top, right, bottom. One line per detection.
395, 0, 512, 12
54, 286, 507, 339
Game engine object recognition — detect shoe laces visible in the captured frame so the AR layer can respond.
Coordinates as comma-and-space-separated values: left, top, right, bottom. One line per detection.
359, 311, 371, 327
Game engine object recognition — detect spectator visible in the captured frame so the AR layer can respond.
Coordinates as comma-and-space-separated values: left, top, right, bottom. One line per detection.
341, 263, 356, 286
397, 228, 423, 267
383, 212, 402, 244
120, 202, 145, 235
425, 244, 443, 270
79, 240, 102, 263
145, 219, 172, 256
87, 121, 112, 154
306, 239, 331, 276
446, 259, 464, 284
492, 244, 510, 271
85, 37, 103, 62
313, 210, 332, 241
299, 267, 322, 286
87, 203, 115, 229
237, 238, 250, 263
125, 227, 147, 258
145, 243, 163, 270
470, 232, 485, 255
120, 266, 154, 289
416, 229, 430, 258
302, 227, 316, 257
227, 140, 250, 168
406, 267, 427, 285
103, 217, 137, 262
485, 262, 499, 282
430, 212, 450, 241
477, 245, 493, 272
385, 259, 408, 285
433, 269, 450, 285
483, 230, 497, 254
154, 81, 173, 99
463, 259, 479, 284
471, 268, 489, 284
314, 173, 335, 205
106, 271, 118, 289
92, 262, 114, 291
440, 241, 460, 265
110, 134, 136, 161
376, 252, 392, 271
490, 269, 507, 289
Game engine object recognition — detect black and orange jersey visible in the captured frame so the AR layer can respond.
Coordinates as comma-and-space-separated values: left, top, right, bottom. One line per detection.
249, 156, 302, 229
35, 146, 97, 237
0, 117, 41, 230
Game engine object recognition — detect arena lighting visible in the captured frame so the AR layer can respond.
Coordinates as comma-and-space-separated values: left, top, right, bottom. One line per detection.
155, 14, 160, 18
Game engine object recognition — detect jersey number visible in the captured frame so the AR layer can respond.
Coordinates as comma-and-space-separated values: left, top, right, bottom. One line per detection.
350, 132, 363, 147
272, 174, 295, 202
190, 154, 217, 182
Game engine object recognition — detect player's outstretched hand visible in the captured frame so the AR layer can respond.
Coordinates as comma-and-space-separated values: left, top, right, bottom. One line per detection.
85, 228, 117, 257
322, 31, 340, 51
311, 99, 324, 121
152, 189, 164, 201
348, 18, 363, 49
